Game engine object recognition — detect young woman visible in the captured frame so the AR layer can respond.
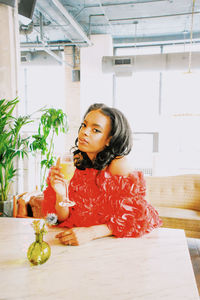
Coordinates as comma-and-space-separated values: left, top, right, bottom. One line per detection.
42, 103, 162, 246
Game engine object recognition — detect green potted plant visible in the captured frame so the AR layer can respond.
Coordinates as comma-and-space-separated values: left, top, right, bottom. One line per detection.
0, 98, 32, 216
30, 108, 68, 191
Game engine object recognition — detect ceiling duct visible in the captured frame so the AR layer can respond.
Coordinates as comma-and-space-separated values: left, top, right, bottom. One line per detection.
36, 0, 92, 46
18, 0, 36, 19
102, 52, 200, 76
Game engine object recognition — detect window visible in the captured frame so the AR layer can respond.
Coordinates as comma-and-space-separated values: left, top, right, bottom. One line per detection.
114, 44, 200, 175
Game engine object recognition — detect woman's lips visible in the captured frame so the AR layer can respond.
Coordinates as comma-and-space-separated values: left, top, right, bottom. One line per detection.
78, 138, 88, 145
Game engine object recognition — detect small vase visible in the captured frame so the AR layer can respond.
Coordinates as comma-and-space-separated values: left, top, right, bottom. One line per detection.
27, 221, 51, 265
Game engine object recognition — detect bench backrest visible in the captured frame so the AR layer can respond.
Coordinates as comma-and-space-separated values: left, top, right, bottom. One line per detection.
145, 174, 200, 211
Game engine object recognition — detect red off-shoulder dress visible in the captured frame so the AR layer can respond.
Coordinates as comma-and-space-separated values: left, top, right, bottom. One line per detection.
42, 168, 162, 238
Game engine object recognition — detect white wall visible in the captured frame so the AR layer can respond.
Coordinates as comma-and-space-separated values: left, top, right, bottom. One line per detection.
80, 34, 113, 117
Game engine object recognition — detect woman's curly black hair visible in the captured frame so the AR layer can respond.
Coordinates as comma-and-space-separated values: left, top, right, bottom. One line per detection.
73, 103, 133, 170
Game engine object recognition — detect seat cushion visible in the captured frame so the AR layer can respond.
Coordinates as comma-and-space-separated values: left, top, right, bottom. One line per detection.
156, 206, 200, 232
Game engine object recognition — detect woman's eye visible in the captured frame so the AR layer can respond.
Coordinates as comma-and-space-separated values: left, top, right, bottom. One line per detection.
93, 128, 101, 133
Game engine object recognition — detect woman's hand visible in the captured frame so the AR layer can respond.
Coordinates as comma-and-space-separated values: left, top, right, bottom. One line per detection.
50, 158, 66, 196
55, 225, 112, 246
50, 158, 70, 222
55, 227, 94, 246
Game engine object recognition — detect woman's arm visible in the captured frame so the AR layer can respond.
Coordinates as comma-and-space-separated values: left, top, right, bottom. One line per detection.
56, 224, 112, 246
55, 193, 70, 222
90, 224, 112, 240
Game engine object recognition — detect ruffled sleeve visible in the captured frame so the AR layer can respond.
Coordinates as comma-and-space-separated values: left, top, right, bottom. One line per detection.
102, 171, 162, 238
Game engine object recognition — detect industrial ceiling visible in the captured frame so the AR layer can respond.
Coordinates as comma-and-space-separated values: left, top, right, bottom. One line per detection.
19, 0, 200, 52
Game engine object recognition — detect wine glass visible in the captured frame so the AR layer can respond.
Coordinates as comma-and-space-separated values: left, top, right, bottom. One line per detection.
59, 153, 76, 207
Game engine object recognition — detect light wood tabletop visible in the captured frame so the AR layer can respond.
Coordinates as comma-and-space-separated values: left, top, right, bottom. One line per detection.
0, 218, 199, 300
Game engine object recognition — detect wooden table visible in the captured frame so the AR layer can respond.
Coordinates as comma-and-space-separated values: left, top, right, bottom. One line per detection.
0, 218, 199, 300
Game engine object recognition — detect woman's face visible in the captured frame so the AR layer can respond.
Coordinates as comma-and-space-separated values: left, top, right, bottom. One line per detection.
78, 109, 111, 161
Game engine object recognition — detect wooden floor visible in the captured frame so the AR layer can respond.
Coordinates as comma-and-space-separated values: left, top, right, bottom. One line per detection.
187, 238, 200, 297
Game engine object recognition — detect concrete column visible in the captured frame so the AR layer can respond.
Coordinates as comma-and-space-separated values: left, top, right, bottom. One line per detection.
0, 3, 20, 196
63, 46, 81, 151
0, 3, 20, 100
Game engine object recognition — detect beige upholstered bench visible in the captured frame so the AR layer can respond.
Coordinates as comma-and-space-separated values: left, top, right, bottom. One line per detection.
145, 174, 200, 238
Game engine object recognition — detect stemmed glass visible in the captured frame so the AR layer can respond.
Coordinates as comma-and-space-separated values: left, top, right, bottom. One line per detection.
59, 153, 76, 207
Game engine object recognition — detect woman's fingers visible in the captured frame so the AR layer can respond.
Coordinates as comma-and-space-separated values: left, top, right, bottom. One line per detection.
56, 157, 60, 168
53, 175, 65, 182
50, 166, 65, 187
50, 175, 64, 187
56, 230, 71, 238
56, 230, 77, 245
60, 234, 73, 243
51, 168, 63, 178
56, 228, 93, 246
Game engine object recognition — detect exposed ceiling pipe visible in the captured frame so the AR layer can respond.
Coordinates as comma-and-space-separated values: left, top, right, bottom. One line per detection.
86, 9, 200, 24
109, 10, 200, 22
113, 32, 200, 46
75, 0, 169, 10
73, 0, 173, 25
20, 36, 200, 50
52, 0, 92, 46
20, 42, 88, 48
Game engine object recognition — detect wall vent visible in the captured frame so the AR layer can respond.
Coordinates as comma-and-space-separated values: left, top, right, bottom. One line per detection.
114, 58, 131, 65
72, 69, 80, 82
21, 52, 32, 63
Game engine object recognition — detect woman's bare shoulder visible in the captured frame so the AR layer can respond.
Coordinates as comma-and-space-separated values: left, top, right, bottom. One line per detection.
108, 156, 133, 176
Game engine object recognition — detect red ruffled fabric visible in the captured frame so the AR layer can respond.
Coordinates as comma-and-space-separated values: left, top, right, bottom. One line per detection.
42, 168, 162, 237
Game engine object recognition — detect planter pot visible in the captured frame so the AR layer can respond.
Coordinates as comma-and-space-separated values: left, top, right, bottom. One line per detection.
0, 197, 13, 217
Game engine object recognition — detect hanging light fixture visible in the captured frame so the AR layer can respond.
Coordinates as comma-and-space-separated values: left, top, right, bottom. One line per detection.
134, 21, 138, 51
133, 21, 138, 69
187, 0, 196, 73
